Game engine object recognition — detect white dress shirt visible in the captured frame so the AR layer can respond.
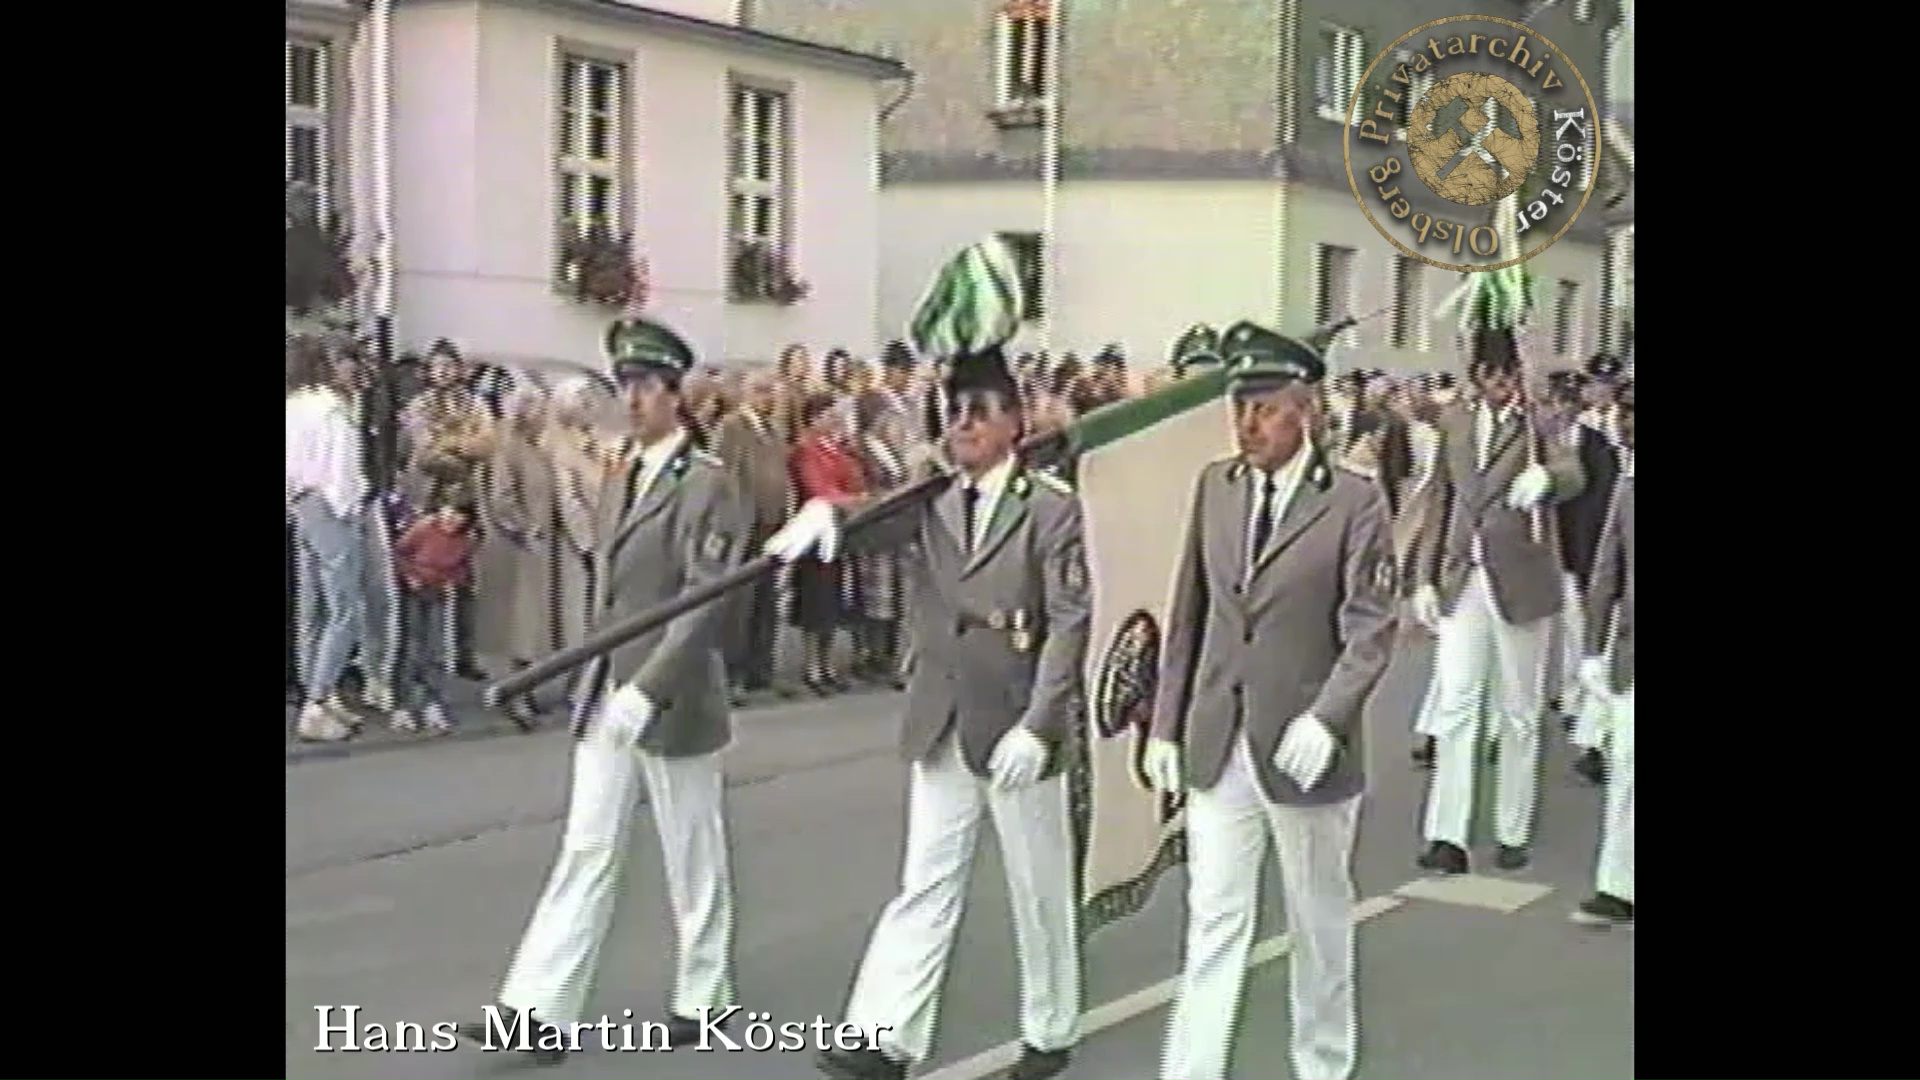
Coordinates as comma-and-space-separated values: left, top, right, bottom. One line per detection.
1471, 401, 1519, 566
958, 454, 1016, 550
1474, 401, 1518, 472
1578, 404, 1621, 450
1406, 420, 1440, 501
1244, 442, 1314, 577
286, 387, 368, 520
630, 426, 690, 508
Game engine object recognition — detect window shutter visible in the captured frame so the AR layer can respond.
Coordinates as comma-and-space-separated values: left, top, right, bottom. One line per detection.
1343, 32, 1367, 122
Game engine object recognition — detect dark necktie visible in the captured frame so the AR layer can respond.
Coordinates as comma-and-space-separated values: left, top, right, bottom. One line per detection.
621, 455, 649, 520
1249, 472, 1278, 572
961, 483, 980, 553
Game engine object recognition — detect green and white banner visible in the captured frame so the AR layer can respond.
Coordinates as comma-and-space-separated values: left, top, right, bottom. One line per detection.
1064, 369, 1234, 934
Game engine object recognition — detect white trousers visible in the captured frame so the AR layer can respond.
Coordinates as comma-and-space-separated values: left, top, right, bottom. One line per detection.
1594, 686, 1634, 902
844, 734, 1081, 1064
499, 721, 736, 1025
1547, 573, 1584, 713
1163, 738, 1361, 1080
1421, 567, 1550, 849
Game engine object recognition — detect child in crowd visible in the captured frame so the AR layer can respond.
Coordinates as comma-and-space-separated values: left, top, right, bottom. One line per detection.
392, 480, 478, 733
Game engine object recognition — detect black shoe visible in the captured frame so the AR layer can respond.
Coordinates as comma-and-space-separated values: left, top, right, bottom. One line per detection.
1571, 892, 1635, 927
1495, 844, 1531, 870
1411, 737, 1434, 768
816, 1044, 907, 1079
1007, 1044, 1072, 1080
1573, 747, 1607, 785
665, 1009, 732, 1049
803, 674, 835, 697
457, 663, 491, 682
1417, 840, 1469, 875
454, 1006, 568, 1066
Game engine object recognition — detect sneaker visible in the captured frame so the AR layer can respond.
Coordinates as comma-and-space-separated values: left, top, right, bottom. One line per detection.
423, 703, 453, 733
390, 709, 418, 733
1571, 892, 1634, 927
322, 693, 363, 730
296, 703, 351, 742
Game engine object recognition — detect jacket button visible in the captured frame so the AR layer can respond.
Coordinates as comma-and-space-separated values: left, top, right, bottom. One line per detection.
1231, 584, 1243, 596
1231, 683, 1243, 697
1242, 631, 1253, 644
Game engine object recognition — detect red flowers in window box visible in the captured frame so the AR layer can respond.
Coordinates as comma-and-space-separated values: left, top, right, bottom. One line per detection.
732, 241, 810, 305
560, 222, 648, 308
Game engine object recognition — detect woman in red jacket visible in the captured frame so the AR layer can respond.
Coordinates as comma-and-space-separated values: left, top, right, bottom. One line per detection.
788, 392, 867, 694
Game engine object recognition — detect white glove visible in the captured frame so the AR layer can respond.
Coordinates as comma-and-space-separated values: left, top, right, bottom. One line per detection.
598, 683, 656, 747
1141, 738, 1183, 795
1411, 585, 1441, 630
1505, 463, 1551, 510
1578, 656, 1611, 701
987, 726, 1049, 791
1273, 714, 1337, 792
764, 498, 842, 564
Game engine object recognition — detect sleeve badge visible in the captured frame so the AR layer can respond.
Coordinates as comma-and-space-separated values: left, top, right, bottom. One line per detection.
702, 532, 733, 563
1063, 554, 1089, 593
1370, 550, 1398, 597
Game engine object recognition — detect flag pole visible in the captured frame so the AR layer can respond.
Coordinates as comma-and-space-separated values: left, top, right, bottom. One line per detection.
1038, 0, 1062, 358
1494, 191, 1548, 545
367, 0, 399, 490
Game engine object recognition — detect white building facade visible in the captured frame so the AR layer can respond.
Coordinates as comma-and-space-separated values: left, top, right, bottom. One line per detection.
287, 0, 908, 366
751, 0, 1630, 374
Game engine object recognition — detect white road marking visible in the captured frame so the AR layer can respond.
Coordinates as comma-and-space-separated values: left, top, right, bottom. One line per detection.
1392, 874, 1554, 914
918, 893, 1406, 1080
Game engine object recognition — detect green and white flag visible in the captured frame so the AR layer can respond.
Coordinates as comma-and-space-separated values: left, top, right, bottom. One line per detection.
907, 235, 1026, 359
1459, 262, 1539, 332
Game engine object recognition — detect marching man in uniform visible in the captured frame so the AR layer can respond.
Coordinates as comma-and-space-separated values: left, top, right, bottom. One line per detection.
457, 317, 754, 1062
763, 240, 1089, 1080
1141, 323, 1398, 1080
1410, 290, 1587, 875
1573, 379, 1634, 927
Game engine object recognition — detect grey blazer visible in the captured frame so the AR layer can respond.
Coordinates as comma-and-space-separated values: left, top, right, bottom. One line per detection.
1582, 476, 1634, 694
1411, 402, 1586, 626
861, 466, 1092, 779
1151, 458, 1398, 806
569, 439, 754, 759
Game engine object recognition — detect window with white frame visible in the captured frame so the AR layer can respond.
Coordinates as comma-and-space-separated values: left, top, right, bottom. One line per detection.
1389, 255, 1426, 350
557, 54, 626, 240
1314, 26, 1366, 124
1553, 278, 1580, 356
1395, 52, 1436, 141
729, 82, 791, 299
1314, 243, 1356, 330
994, 1, 1051, 109
286, 39, 332, 217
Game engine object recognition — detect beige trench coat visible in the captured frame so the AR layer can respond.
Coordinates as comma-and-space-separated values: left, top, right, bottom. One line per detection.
474, 431, 559, 662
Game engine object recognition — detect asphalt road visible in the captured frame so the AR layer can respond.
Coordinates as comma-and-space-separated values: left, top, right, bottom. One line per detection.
285, 633, 1633, 1079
